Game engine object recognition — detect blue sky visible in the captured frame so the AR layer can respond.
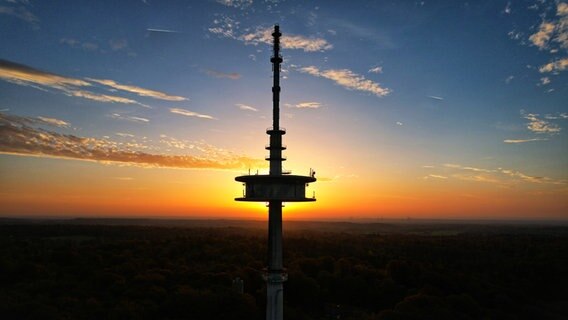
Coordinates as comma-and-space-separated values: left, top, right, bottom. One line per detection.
0, 0, 567, 219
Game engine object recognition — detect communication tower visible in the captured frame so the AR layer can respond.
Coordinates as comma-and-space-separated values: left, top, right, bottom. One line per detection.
235, 25, 317, 320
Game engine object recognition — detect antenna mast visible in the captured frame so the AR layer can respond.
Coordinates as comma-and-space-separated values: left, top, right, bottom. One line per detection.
235, 25, 317, 320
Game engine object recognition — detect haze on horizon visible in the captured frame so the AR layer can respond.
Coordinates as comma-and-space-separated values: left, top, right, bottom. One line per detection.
0, 0, 567, 220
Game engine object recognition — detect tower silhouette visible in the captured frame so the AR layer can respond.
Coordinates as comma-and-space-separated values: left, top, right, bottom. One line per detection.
235, 25, 317, 320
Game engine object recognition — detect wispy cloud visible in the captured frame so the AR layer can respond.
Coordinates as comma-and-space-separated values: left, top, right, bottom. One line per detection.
113, 177, 134, 181
37, 116, 70, 128
368, 66, 383, 74
216, 0, 252, 9
87, 78, 187, 101
60, 38, 135, 56
109, 113, 150, 123
0, 59, 150, 108
0, 112, 262, 170
293, 102, 322, 109
60, 38, 99, 51
0, 59, 90, 87
504, 1, 511, 14
529, 22, 555, 49
427, 95, 444, 101
544, 113, 568, 120
205, 69, 241, 80
116, 132, 135, 138
236, 103, 258, 111
109, 39, 128, 51
297, 66, 391, 97
0, 113, 71, 129
70, 89, 148, 106
539, 57, 568, 73
443, 163, 494, 173
426, 163, 566, 186
241, 27, 333, 52
503, 138, 548, 143
209, 19, 333, 52
329, 18, 394, 49
170, 108, 216, 120
147, 28, 180, 33
523, 112, 561, 134
0, 2, 38, 26
505, 75, 514, 84
423, 174, 448, 180
524, 3, 568, 75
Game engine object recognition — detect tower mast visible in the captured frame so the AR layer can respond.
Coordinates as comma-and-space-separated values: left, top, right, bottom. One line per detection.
267, 25, 284, 320
269, 25, 283, 176
235, 25, 316, 320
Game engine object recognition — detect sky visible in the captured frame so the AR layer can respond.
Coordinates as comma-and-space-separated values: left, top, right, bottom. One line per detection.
0, 0, 567, 220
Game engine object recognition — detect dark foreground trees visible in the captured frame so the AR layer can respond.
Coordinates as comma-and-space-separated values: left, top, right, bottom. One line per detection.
0, 223, 566, 319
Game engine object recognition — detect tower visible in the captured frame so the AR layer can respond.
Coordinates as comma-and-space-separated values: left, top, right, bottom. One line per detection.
235, 25, 316, 320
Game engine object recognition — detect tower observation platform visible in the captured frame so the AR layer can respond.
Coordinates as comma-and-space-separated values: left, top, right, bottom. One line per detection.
234, 25, 316, 320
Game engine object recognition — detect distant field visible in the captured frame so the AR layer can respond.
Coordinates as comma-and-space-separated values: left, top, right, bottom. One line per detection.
0, 220, 567, 319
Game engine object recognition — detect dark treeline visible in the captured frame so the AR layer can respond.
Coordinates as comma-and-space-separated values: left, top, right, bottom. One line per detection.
0, 223, 567, 319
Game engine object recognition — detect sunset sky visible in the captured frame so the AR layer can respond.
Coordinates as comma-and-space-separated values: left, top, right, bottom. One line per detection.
1, 0, 567, 220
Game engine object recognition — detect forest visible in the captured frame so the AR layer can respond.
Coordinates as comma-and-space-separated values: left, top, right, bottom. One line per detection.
0, 219, 567, 319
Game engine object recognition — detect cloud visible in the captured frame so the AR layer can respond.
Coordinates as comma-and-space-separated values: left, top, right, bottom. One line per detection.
1, 113, 70, 129
109, 39, 128, 51
540, 77, 551, 85
499, 168, 562, 185
147, 28, 180, 33
503, 138, 548, 143
544, 112, 568, 120
0, 59, 90, 87
505, 75, 514, 83
87, 78, 187, 101
443, 163, 494, 173
60, 38, 135, 55
424, 174, 447, 180
368, 66, 383, 74
37, 116, 70, 128
427, 162, 566, 186
0, 112, 262, 171
209, 19, 333, 52
427, 95, 444, 101
559, 3, 568, 15
525, 3, 568, 74
236, 103, 258, 111
205, 69, 241, 80
113, 177, 134, 181
297, 66, 391, 97
240, 27, 333, 52
170, 108, 216, 120
329, 19, 394, 49
522, 112, 561, 134
294, 102, 322, 109
60, 38, 99, 51
504, 1, 511, 14
0, 4, 38, 26
0, 59, 150, 107
529, 22, 555, 49
539, 57, 568, 73
110, 113, 150, 123
116, 132, 135, 138
216, 0, 252, 9
396, 121, 403, 126
68, 89, 148, 107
